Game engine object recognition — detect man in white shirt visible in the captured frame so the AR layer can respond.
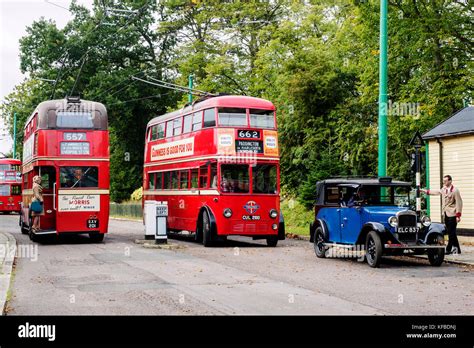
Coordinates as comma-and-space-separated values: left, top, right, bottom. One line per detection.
422, 175, 463, 254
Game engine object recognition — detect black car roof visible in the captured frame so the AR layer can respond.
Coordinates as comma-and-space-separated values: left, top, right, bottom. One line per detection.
319, 178, 411, 187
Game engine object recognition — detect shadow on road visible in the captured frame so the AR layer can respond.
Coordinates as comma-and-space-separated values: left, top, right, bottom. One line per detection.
167, 232, 276, 248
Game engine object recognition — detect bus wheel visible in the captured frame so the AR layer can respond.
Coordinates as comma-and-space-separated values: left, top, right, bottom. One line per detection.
20, 215, 28, 235
266, 236, 278, 247
201, 211, 213, 247
195, 223, 203, 243
89, 233, 105, 243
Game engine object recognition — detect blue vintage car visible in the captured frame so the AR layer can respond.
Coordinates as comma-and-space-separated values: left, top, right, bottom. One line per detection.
309, 177, 446, 267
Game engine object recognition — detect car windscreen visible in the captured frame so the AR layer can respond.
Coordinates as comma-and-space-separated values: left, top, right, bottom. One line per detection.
358, 185, 410, 206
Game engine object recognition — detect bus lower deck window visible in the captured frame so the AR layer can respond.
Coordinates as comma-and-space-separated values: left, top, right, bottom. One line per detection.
156, 172, 163, 190
179, 170, 189, 189
220, 164, 249, 193
171, 171, 178, 189
148, 173, 156, 189
252, 164, 277, 194
60, 166, 99, 188
190, 168, 198, 188
11, 185, 21, 195
0, 184, 10, 196
163, 172, 171, 189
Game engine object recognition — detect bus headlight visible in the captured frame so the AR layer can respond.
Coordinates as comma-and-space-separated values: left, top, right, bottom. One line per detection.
388, 216, 398, 227
421, 215, 431, 227
223, 208, 232, 218
269, 209, 278, 219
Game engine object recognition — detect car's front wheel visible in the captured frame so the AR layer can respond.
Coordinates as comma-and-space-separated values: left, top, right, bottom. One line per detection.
427, 235, 445, 267
314, 226, 326, 258
366, 231, 382, 268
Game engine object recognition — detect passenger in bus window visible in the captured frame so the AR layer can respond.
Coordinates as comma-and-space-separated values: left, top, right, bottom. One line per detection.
211, 174, 217, 189
221, 175, 231, 192
73, 169, 84, 186
31, 175, 44, 231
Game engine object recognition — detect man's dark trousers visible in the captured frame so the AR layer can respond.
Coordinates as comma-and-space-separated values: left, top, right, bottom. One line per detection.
444, 214, 461, 254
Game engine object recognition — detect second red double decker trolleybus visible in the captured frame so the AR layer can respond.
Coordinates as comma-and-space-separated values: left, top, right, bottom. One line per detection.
20, 97, 110, 242
0, 158, 22, 213
143, 95, 284, 247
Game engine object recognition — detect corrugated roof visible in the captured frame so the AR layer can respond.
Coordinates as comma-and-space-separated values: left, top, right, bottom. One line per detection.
422, 106, 474, 139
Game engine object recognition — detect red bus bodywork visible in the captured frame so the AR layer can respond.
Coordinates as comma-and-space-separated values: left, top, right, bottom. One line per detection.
20, 98, 110, 241
143, 95, 284, 246
0, 158, 22, 213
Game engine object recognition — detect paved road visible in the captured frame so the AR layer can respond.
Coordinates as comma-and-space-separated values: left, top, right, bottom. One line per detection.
2, 215, 472, 315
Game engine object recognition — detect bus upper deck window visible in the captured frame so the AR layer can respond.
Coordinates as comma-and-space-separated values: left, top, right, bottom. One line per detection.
173, 117, 182, 136
249, 109, 275, 129
192, 112, 202, 131
203, 109, 216, 128
183, 115, 192, 133
156, 124, 165, 139
218, 108, 247, 127
56, 112, 94, 128
166, 120, 173, 138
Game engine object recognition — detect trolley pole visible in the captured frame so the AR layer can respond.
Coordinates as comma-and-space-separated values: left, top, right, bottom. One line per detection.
12, 112, 17, 159
378, 0, 388, 177
188, 74, 194, 104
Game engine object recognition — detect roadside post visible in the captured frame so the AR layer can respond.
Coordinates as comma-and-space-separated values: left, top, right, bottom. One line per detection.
409, 131, 425, 220
155, 201, 168, 244
144, 200, 168, 243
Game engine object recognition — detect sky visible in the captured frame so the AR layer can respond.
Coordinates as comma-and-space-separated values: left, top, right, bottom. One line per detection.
0, 0, 93, 156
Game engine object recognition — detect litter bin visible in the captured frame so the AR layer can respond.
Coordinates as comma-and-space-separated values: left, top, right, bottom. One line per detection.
144, 200, 168, 243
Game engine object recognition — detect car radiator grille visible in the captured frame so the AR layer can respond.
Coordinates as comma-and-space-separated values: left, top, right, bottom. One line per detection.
397, 214, 417, 243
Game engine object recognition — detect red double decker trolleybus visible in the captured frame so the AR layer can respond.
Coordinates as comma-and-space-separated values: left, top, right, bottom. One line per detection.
0, 158, 22, 213
20, 97, 110, 242
143, 95, 284, 247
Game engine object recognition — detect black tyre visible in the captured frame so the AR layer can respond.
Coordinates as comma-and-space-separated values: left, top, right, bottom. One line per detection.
202, 210, 213, 247
89, 233, 105, 243
20, 214, 28, 235
195, 219, 203, 243
266, 235, 278, 247
365, 231, 382, 268
427, 235, 445, 267
313, 226, 326, 258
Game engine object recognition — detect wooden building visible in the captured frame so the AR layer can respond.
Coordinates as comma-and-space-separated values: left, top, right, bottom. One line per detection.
423, 106, 474, 235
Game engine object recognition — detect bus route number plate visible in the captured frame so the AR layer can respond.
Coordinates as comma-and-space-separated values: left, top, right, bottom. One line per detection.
87, 219, 99, 229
